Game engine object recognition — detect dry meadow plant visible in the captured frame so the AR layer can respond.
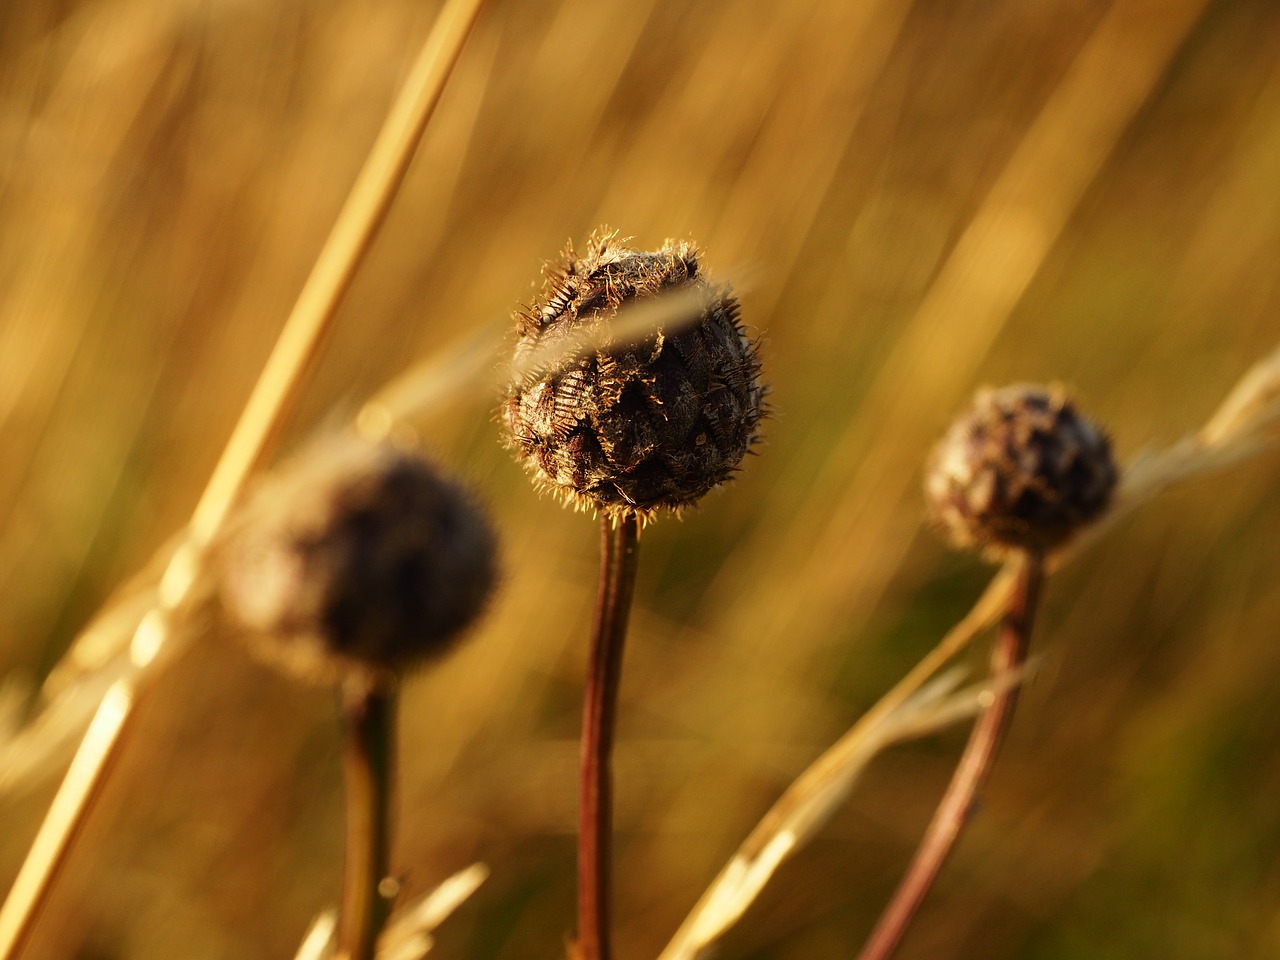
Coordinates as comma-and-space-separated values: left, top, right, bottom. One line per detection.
858, 385, 1117, 960
2, 2, 1280, 960
503, 230, 765, 960
220, 437, 497, 960
657, 350, 1280, 960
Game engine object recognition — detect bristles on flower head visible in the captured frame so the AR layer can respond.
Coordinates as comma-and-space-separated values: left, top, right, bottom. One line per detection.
504, 228, 766, 520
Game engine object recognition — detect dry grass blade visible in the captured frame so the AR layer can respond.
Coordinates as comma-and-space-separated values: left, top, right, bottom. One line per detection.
378, 863, 490, 960
358, 278, 734, 439
506, 284, 720, 385
657, 666, 1032, 960
356, 320, 512, 439
295, 912, 339, 960
186, 0, 488, 549
1089, 339, 1280, 541
292, 864, 489, 960
122, 0, 493, 678
0, 585, 154, 796
1199, 341, 1280, 447
0, 2, 489, 954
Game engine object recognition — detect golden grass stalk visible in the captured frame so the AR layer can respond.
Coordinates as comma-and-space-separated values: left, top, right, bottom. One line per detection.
658, 340, 1280, 960
0, 2, 487, 954
376, 863, 490, 960
296, 912, 339, 960
359, 280, 724, 437
0, 584, 156, 795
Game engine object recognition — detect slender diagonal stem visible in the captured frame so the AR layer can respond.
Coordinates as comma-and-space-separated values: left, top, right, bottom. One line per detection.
857, 550, 1044, 960
337, 677, 398, 960
577, 514, 641, 960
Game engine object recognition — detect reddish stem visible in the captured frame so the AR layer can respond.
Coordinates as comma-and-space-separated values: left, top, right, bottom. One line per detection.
857, 551, 1044, 960
577, 514, 640, 960
337, 676, 396, 960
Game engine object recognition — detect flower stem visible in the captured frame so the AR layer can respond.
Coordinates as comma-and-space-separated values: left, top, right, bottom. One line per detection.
577, 514, 641, 960
337, 675, 397, 960
856, 550, 1044, 960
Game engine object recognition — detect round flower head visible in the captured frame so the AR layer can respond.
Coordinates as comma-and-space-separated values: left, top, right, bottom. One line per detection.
503, 229, 765, 519
219, 438, 498, 684
925, 384, 1117, 556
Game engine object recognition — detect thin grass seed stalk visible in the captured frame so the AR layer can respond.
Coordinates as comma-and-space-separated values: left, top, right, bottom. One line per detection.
504, 229, 765, 519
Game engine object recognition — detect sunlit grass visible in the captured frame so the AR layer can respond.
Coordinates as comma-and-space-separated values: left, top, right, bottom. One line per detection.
2, 1, 1279, 958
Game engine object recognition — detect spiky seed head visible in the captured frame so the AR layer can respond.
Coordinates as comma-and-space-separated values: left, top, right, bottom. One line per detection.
503, 228, 765, 519
219, 438, 497, 685
925, 384, 1117, 556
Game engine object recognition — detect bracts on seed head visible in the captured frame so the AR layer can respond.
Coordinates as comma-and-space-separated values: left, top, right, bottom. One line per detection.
504, 228, 765, 521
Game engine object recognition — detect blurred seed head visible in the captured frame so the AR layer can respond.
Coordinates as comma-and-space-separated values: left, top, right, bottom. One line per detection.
219, 438, 497, 684
503, 228, 765, 520
925, 384, 1117, 556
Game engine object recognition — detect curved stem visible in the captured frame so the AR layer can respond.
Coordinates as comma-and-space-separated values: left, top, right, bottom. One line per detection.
337, 677, 397, 960
577, 514, 641, 960
857, 550, 1044, 960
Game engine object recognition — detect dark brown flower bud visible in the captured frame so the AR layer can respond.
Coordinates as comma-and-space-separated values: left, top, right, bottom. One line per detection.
219, 439, 497, 684
925, 384, 1117, 556
503, 228, 765, 518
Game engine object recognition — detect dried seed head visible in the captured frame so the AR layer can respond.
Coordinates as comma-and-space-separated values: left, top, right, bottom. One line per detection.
503, 228, 765, 519
925, 384, 1117, 556
219, 439, 497, 684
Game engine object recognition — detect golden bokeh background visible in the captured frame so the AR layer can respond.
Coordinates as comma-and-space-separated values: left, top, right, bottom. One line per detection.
2, 0, 1279, 957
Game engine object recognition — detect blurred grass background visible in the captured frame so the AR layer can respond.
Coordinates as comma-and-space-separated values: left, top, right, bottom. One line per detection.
2, 0, 1279, 957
